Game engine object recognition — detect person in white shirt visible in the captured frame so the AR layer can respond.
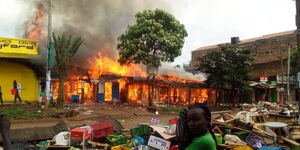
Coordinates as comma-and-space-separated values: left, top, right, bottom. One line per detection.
13, 80, 22, 103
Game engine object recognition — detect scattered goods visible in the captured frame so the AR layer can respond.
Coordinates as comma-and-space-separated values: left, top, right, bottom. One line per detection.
8, 101, 300, 150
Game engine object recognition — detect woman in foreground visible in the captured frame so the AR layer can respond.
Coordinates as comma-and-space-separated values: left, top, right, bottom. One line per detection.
176, 103, 217, 150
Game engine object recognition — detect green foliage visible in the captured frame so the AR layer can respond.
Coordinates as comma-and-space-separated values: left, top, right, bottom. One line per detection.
53, 33, 84, 77
290, 46, 299, 75
159, 105, 182, 113
117, 9, 188, 68
52, 33, 83, 106
0, 106, 47, 119
198, 44, 253, 103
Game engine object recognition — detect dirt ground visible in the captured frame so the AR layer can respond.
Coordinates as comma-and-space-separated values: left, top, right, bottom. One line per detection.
10, 103, 177, 130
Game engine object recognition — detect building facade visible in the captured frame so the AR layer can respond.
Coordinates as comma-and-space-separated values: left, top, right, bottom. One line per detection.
0, 37, 40, 103
190, 30, 296, 78
190, 30, 297, 102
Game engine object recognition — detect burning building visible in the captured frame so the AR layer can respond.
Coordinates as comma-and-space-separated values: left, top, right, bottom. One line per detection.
10, 1, 215, 105
52, 53, 215, 106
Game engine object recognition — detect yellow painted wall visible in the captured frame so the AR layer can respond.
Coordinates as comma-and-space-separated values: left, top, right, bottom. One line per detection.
0, 60, 38, 102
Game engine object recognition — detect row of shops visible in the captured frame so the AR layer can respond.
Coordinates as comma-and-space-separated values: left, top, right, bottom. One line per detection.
0, 37, 296, 105
52, 74, 215, 105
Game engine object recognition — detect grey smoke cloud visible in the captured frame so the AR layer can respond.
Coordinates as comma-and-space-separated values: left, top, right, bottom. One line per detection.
50, 0, 171, 64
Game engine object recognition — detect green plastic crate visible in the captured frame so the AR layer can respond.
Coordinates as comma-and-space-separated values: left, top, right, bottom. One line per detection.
130, 125, 149, 138
233, 131, 250, 140
105, 132, 129, 146
219, 126, 232, 134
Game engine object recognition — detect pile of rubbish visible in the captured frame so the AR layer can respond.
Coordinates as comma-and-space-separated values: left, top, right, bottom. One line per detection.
35, 117, 178, 150
11, 101, 300, 150
212, 101, 300, 150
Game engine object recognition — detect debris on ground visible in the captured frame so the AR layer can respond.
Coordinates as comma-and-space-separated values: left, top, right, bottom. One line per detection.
3, 101, 300, 150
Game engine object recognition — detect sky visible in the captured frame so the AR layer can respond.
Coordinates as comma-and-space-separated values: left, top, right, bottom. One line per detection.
0, 0, 296, 66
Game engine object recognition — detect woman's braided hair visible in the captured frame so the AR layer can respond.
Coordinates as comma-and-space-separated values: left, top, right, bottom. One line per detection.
176, 103, 217, 150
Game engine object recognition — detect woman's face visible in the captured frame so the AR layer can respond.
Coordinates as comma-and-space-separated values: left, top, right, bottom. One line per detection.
187, 108, 209, 135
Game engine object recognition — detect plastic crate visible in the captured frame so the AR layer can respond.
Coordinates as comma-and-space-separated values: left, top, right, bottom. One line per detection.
259, 146, 282, 150
105, 132, 128, 146
91, 121, 114, 139
219, 126, 232, 134
233, 131, 250, 141
169, 118, 179, 124
70, 127, 91, 142
130, 125, 149, 138
111, 145, 131, 150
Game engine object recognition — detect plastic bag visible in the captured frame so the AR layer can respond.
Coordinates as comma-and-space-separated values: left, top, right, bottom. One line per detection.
224, 134, 246, 146
52, 131, 70, 146
245, 133, 266, 149
164, 124, 176, 135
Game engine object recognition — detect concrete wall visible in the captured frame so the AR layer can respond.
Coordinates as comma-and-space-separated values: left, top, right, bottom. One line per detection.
190, 32, 296, 78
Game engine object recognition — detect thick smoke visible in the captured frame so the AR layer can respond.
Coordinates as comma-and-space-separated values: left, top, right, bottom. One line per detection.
20, 0, 205, 80
50, 0, 171, 64
158, 63, 207, 82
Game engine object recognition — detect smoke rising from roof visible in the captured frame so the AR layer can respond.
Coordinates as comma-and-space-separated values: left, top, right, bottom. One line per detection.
158, 63, 207, 82
20, 0, 206, 80
49, 0, 172, 64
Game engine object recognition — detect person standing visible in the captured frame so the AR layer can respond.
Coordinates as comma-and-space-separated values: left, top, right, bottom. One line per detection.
13, 80, 22, 103
0, 114, 13, 150
0, 86, 3, 105
176, 103, 217, 150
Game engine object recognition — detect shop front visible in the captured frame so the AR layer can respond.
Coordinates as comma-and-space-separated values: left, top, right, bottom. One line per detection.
0, 37, 39, 103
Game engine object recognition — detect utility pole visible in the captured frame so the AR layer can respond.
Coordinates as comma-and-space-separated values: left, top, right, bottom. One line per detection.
295, 0, 300, 124
287, 45, 291, 102
46, 0, 52, 106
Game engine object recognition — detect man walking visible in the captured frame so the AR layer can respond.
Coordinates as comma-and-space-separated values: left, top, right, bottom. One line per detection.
13, 80, 22, 103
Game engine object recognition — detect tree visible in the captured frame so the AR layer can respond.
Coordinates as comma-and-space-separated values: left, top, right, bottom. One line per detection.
117, 9, 187, 105
53, 33, 83, 106
290, 46, 299, 76
198, 44, 253, 105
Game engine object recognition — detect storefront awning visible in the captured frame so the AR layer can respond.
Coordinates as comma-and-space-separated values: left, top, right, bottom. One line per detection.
249, 81, 276, 89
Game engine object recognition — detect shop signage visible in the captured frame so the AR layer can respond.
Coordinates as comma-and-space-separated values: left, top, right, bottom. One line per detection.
0, 37, 39, 58
260, 76, 268, 82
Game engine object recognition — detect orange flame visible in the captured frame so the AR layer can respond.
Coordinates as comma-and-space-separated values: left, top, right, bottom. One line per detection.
88, 53, 146, 78
157, 75, 201, 84
52, 49, 210, 104
128, 83, 149, 104
104, 82, 112, 101
26, 2, 45, 40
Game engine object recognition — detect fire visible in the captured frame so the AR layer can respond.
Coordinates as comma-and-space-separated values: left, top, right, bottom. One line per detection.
52, 50, 211, 105
128, 83, 149, 104
88, 53, 146, 78
157, 75, 201, 83
25, 2, 45, 40
105, 82, 112, 101
190, 89, 208, 104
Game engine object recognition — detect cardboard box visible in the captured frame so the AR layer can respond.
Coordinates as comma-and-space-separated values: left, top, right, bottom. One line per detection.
147, 135, 171, 150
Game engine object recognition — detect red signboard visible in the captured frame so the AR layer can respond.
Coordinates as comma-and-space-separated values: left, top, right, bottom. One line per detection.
260, 76, 268, 82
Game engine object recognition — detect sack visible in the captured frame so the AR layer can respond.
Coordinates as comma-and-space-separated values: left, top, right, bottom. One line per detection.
11, 89, 16, 95
224, 134, 246, 146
